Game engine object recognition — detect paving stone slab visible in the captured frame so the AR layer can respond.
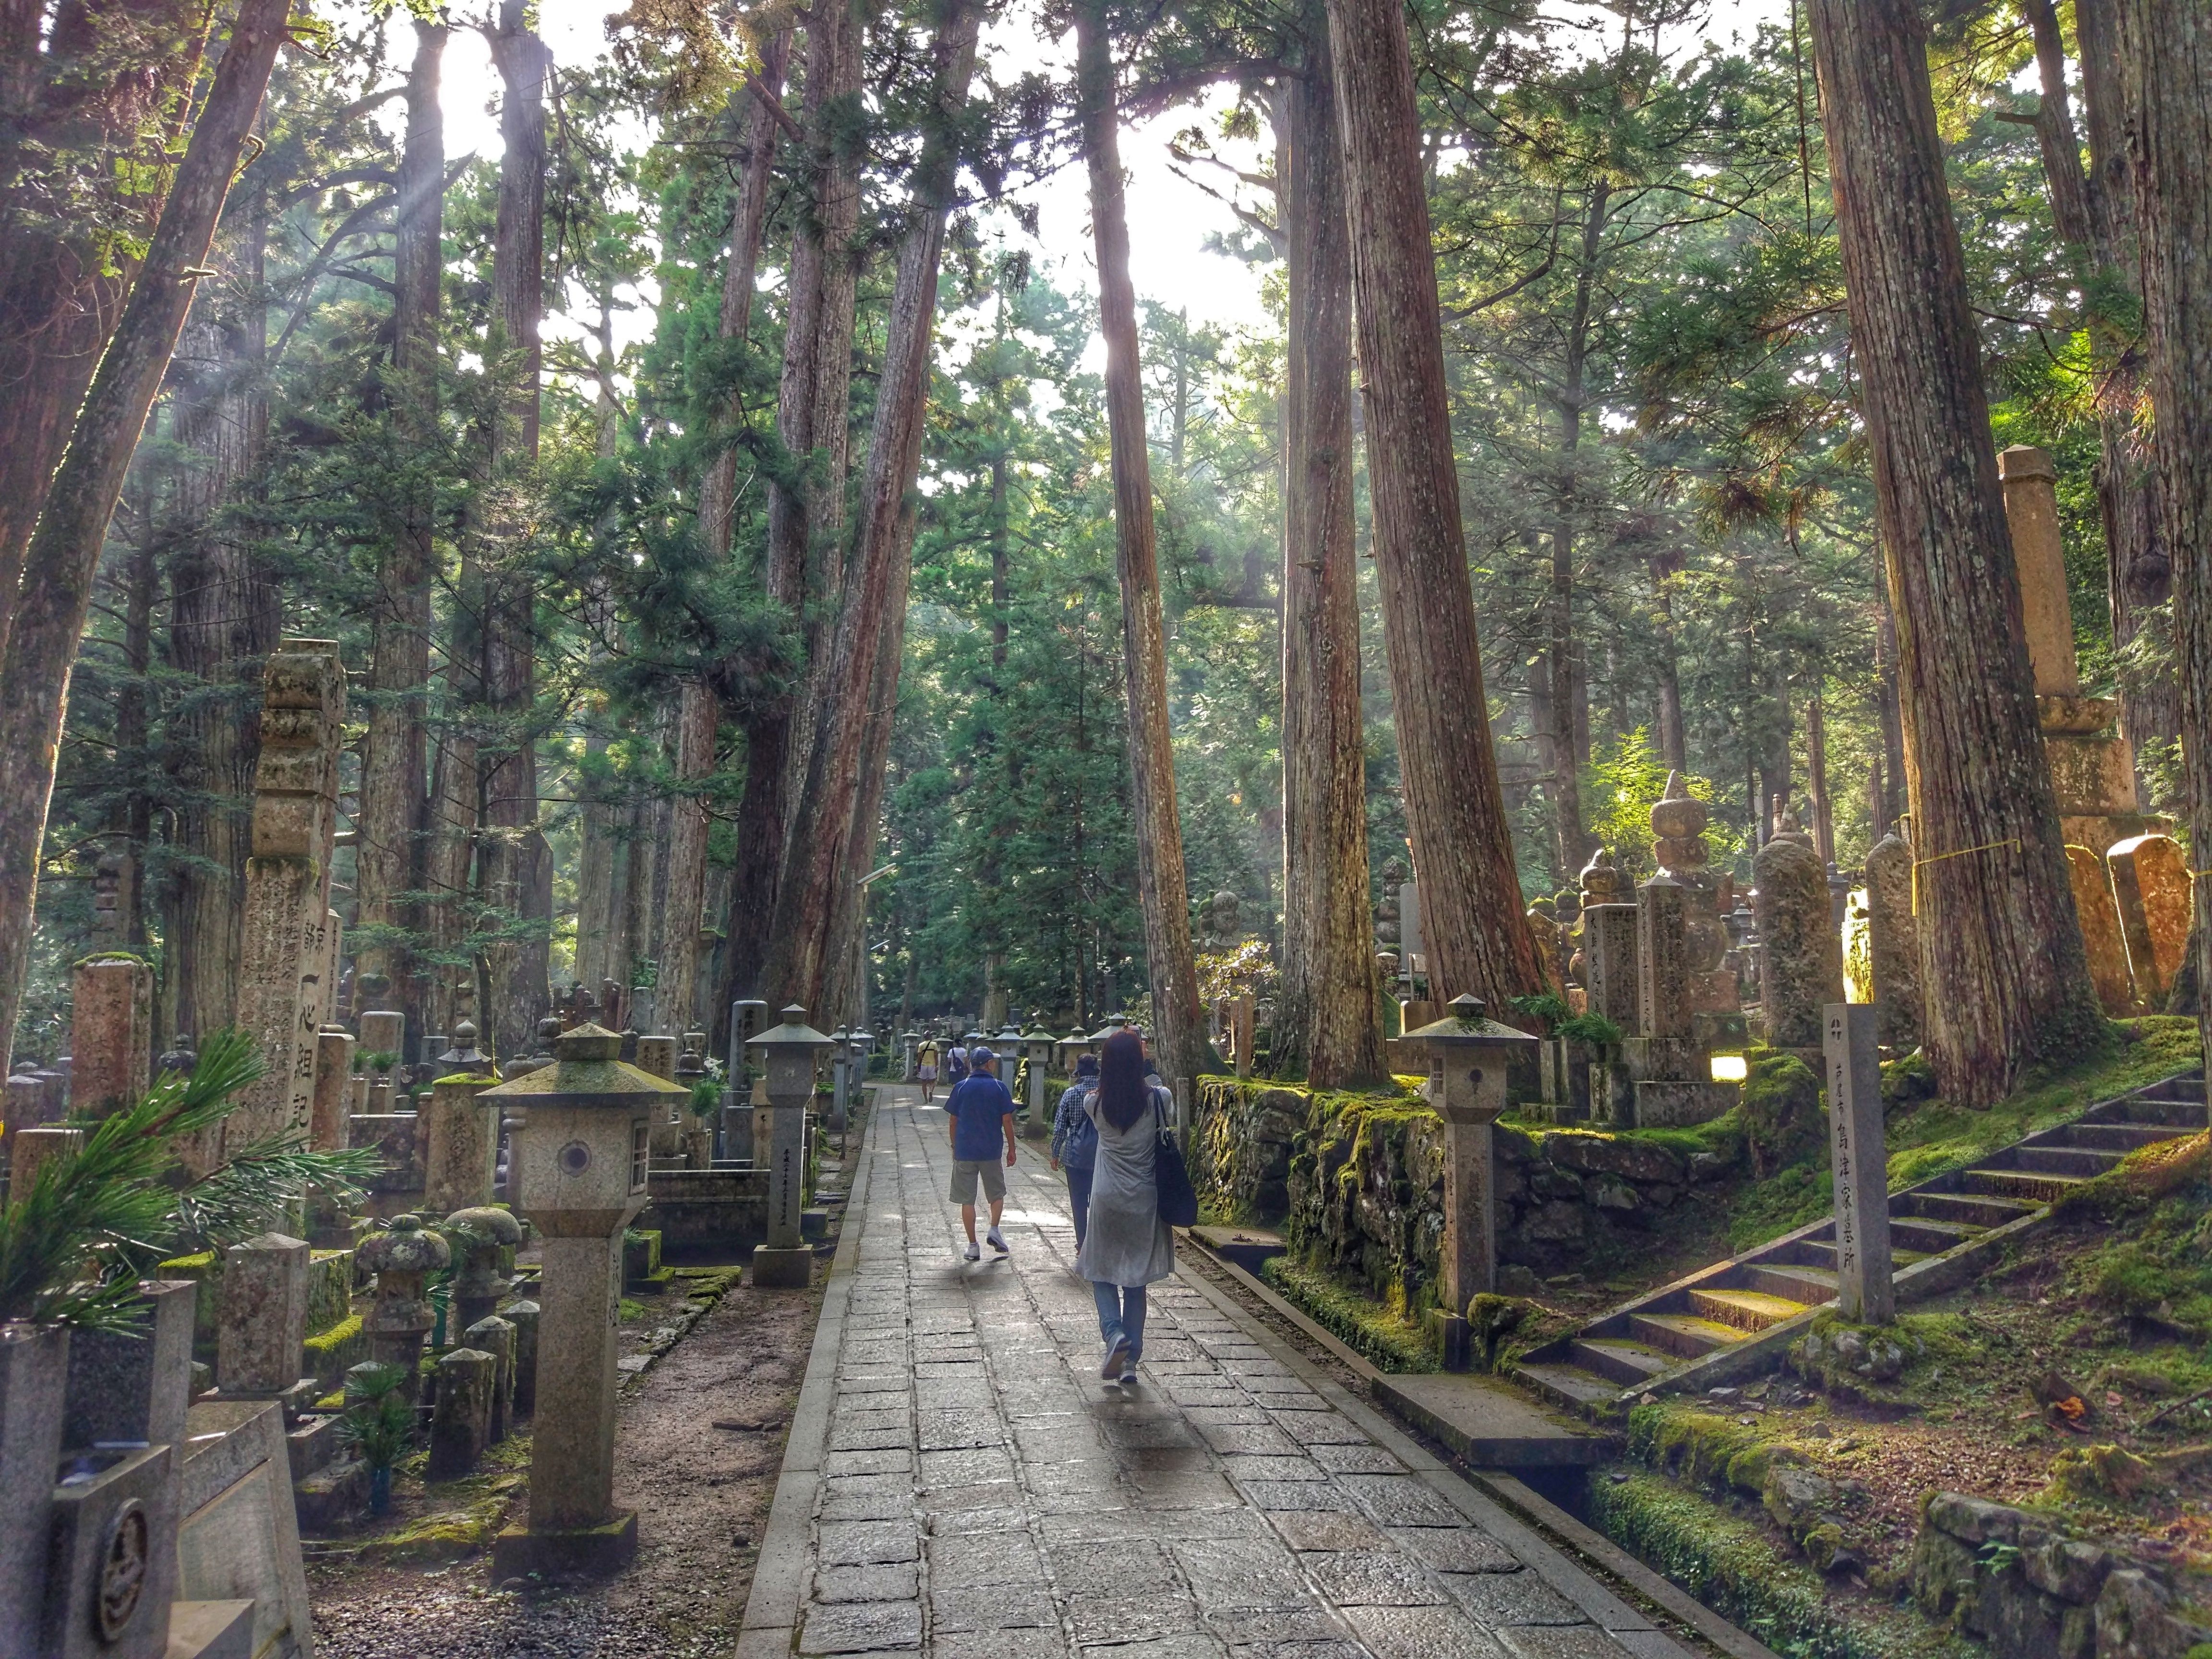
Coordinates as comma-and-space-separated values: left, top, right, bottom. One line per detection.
929, 1584, 1061, 1632
1266, 1511, 1391, 1553
1067, 1592, 1205, 1645
1444, 1568, 1594, 1627
1308, 1442, 1407, 1476
1386, 1525, 1521, 1574
1493, 1628, 1639, 1658
1238, 1479, 1358, 1513
1334, 1474, 1469, 1528
796, 1598, 922, 1653
1219, 1454, 1331, 1483
927, 1529, 1045, 1588
817, 1520, 921, 1566
924, 1503, 1027, 1536
1299, 1549, 1447, 1608
918, 1446, 1016, 1486
825, 1448, 915, 1478
811, 1563, 921, 1603
1342, 1603, 1512, 1659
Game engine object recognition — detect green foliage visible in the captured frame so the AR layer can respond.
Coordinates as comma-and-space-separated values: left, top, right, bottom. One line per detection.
335, 1362, 416, 1476
1738, 1047, 1826, 1180
0, 1030, 262, 1331
1259, 1254, 1435, 1374
1510, 992, 1573, 1034
1555, 1012, 1623, 1048
1582, 731, 1739, 881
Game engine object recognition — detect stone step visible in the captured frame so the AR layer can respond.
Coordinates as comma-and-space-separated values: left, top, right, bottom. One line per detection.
2106, 1097, 2205, 1128
1627, 1312, 1750, 1359
1960, 1167, 2089, 1204
1569, 1337, 1675, 1387
1686, 1287, 1812, 1332
1513, 1361, 1623, 1413
1895, 1190, 2042, 1228
1794, 1239, 1929, 1271
2012, 1144, 2122, 1178
1889, 1214, 1986, 1253
1740, 1263, 1839, 1305
2054, 1122, 2188, 1153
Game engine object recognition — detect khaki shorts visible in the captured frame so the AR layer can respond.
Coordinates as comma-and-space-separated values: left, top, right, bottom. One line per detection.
951, 1158, 1006, 1204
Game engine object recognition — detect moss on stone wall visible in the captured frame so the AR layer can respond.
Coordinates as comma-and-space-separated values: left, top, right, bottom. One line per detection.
1258, 1254, 1436, 1373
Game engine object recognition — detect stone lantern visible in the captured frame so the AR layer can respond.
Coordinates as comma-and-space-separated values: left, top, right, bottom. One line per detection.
1019, 1025, 1058, 1139
747, 1008, 836, 1288
1056, 1027, 1094, 1075
727, 998, 771, 1165
481, 1024, 685, 1576
444, 1205, 523, 1332
358, 1215, 450, 1400
900, 1030, 920, 1082
828, 1026, 854, 1134
1401, 995, 1535, 1371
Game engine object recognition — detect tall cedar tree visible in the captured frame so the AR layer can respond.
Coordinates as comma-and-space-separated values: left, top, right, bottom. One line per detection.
1322, 0, 1548, 1009
0, 0, 293, 1065
1076, 0, 1208, 1090
1276, 20, 1383, 1087
1804, 0, 2101, 1105
2114, 0, 2212, 1071
765, 0, 983, 1016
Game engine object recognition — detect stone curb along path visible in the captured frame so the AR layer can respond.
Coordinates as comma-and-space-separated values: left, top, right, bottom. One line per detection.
737, 1087, 1771, 1659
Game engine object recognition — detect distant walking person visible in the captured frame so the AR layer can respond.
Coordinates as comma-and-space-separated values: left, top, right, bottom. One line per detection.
944, 1046, 1016, 1261
946, 1039, 970, 1087
917, 1041, 940, 1103
1050, 1053, 1101, 1247
1078, 1030, 1174, 1386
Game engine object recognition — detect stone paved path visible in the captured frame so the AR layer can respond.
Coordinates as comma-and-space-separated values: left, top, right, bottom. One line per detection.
739, 1090, 1702, 1659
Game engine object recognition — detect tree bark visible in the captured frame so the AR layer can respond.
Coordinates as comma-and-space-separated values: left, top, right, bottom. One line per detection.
1275, 35, 1383, 1088
1076, 0, 1209, 1088
355, 20, 446, 1010
728, 0, 865, 1004
1322, 0, 1548, 1007
2026, 0, 2176, 792
764, 0, 980, 1018
0, 0, 290, 1064
1650, 548, 1688, 771
1805, 695, 1833, 864
478, 0, 553, 1058
1805, 0, 2101, 1105
657, 678, 718, 1034
2113, 0, 2212, 1058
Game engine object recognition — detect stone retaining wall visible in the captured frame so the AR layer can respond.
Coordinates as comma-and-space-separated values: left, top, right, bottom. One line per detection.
1191, 1078, 1742, 1312
1912, 1491, 2211, 1659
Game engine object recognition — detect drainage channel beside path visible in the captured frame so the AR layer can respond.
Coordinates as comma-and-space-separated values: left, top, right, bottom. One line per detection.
738, 1085, 1768, 1659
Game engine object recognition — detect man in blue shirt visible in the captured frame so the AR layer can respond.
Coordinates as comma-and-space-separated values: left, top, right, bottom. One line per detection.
944, 1046, 1016, 1261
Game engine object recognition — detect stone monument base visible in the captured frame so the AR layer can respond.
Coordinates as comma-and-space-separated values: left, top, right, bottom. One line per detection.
167, 1600, 254, 1659
750, 1245, 813, 1289
1634, 1079, 1738, 1128
491, 1511, 638, 1579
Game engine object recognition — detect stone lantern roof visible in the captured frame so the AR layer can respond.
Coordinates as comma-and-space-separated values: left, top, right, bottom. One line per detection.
1402, 994, 1537, 1049
747, 1008, 836, 1053
477, 1023, 688, 1106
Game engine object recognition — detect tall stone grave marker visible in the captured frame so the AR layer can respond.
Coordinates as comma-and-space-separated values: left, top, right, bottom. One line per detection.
1754, 817, 1844, 1051
1860, 833, 1922, 1048
2066, 845, 2139, 1015
227, 643, 345, 1158
1578, 850, 1639, 1028
2109, 833, 2191, 1008
1822, 1003, 1894, 1324
68, 953, 153, 1115
215, 1232, 310, 1401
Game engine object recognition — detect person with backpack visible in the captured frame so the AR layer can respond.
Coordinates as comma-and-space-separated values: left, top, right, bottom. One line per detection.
916, 1040, 939, 1102
945, 1038, 970, 1088
1077, 1030, 1175, 1386
943, 1046, 1016, 1261
1050, 1052, 1101, 1247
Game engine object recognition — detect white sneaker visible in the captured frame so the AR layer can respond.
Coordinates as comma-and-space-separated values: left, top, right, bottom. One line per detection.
963, 1240, 980, 1262
1118, 1366, 1139, 1387
986, 1227, 1008, 1255
1100, 1337, 1129, 1379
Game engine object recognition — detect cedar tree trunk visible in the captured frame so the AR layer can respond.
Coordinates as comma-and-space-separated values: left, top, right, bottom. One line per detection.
1076, 0, 1208, 1089
0, 0, 289, 1064
1322, 0, 1548, 1006
1275, 39, 1383, 1087
1805, 0, 2102, 1104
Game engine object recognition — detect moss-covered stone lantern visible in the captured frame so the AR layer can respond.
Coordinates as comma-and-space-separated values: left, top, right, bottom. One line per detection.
481, 1023, 685, 1576
747, 1007, 836, 1287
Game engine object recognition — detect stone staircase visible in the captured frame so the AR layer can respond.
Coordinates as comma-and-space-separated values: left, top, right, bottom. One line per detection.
1513, 1070, 2206, 1416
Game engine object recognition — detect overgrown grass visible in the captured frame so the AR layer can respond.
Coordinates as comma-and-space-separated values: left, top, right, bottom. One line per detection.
1725, 1017, 2201, 1254
1259, 1253, 1436, 1373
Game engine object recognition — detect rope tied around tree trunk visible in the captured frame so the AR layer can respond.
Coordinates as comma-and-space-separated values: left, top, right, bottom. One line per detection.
1911, 838, 2022, 915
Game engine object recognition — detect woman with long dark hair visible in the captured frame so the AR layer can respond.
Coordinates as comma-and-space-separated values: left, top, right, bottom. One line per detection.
1076, 1029, 1175, 1384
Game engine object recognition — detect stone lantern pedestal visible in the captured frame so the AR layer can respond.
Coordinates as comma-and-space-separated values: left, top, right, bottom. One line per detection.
1019, 1027, 1057, 1139
748, 1008, 835, 1288
481, 1025, 685, 1577
1402, 996, 1534, 1372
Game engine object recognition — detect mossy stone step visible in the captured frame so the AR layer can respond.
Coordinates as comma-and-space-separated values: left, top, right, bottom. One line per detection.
1960, 1167, 2088, 1203
1888, 1215, 1984, 1254
2107, 1096, 2206, 1127
2012, 1144, 2121, 1178
1897, 1190, 2039, 1228
2059, 1122, 2190, 1152
1740, 1263, 1836, 1305
1570, 1337, 1674, 1386
1627, 1313, 1749, 1359
1513, 1361, 1621, 1412
1685, 1288, 1808, 1331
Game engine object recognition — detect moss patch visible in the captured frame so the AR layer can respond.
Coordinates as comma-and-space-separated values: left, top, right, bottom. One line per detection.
1258, 1254, 1435, 1373
304, 1313, 366, 1388
1586, 1468, 1972, 1659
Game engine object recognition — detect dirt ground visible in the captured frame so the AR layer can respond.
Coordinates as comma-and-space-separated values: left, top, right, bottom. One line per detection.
308, 1119, 859, 1659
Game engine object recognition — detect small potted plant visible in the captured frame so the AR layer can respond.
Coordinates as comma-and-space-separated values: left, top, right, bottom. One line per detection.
335, 1362, 415, 1515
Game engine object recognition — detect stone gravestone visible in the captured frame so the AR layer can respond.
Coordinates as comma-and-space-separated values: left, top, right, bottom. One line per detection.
1860, 833, 1922, 1049
357, 1008, 406, 1071
359, 1215, 448, 1400
1635, 873, 1690, 1042
12, 1123, 83, 1193
2108, 834, 2191, 1009
636, 1034, 682, 1159
428, 1346, 496, 1478
1231, 994, 1256, 1081
2067, 845, 2139, 1016
1579, 851, 1639, 1032
68, 953, 154, 1116
506, 1298, 541, 1416
310, 1027, 354, 1151
1822, 1003, 1894, 1324
1754, 818, 1844, 1051
215, 1233, 310, 1406
421, 1072, 500, 1215
464, 1314, 517, 1442
226, 644, 346, 1168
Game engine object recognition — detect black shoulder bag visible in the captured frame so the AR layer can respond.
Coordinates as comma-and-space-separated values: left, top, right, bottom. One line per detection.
1152, 1091, 1199, 1229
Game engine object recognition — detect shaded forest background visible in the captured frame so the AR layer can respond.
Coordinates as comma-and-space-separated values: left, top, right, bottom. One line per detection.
19, 0, 2170, 1055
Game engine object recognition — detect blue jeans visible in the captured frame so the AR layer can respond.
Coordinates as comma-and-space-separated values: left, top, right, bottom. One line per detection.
1066, 1164, 1094, 1248
1093, 1280, 1146, 1362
